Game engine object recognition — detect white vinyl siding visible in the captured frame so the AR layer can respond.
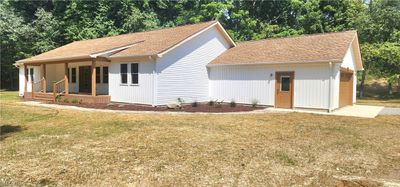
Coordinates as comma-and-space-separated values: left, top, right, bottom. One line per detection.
109, 62, 155, 105
18, 66, 25, 96
341, 46, 358, 104
332, 63, 341, 110
209, 63, 335, 109
155, 26, 230, 105
21, 66, 41, 93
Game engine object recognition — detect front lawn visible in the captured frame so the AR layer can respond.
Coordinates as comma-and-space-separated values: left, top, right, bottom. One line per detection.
1, 91, 399, 186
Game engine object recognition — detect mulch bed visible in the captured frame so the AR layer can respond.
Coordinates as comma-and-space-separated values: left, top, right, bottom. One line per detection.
48, 102, 265, 113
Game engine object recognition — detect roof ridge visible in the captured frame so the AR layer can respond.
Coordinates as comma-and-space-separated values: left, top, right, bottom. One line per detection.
237, 30, 357, 45
73, 20, 218, 43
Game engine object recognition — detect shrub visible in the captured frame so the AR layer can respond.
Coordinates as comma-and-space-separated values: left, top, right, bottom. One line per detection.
63, 98, 69, 103
251, 99, 259, 108
215, 100, 223, 108
191, 100, 198, 107
177, 97, 185, 105
208, 100, 215, 106
55, 95, 61, 103
230, 99, 236, 107
71, 98, 79, 104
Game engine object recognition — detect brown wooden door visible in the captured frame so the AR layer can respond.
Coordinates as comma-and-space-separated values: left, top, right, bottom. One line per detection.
275, 72, 294, 108
339, 69, 354, 107
79, 66, 92, 93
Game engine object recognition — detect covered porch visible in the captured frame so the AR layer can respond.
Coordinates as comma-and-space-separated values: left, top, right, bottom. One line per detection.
21, 57, 110, 104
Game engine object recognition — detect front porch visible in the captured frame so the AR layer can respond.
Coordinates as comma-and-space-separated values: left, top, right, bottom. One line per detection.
22, 58, 110, 104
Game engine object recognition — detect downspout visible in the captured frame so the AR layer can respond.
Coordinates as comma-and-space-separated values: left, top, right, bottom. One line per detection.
152, 56, 158, 107
328, 62, 333, 112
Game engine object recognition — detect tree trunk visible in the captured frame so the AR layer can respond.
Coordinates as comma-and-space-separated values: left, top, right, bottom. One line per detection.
388, 81, 393, 95
359, 70, 366, 98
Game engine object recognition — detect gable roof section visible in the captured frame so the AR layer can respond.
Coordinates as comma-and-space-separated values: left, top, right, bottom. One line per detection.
17, 21, 235, 65
209, 30, 363, 70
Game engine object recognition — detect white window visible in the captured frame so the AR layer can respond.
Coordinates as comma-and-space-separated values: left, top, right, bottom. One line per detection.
29, 68, 34, 82
120, 64, 127, 84
131, 63, 138, 84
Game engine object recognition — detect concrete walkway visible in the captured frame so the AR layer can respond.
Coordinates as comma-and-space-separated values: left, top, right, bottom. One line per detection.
264, 105, 384, 118
379, 107, 400, 115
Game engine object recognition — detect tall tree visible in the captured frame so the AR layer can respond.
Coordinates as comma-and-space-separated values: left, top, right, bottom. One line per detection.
0, 1, 35, 89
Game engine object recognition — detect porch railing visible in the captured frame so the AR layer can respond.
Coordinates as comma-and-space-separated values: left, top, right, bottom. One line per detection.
53, 79, 65, 101
32, 78, 45, 93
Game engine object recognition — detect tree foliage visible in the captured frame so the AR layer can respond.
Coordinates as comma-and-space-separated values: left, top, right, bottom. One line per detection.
0, 0, 399, 92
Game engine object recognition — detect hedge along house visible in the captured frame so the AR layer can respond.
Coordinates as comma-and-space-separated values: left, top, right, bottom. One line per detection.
16, 21, 362, 111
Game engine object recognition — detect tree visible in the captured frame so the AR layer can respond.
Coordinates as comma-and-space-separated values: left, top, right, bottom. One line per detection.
31, 8, 61, 54
62, 0, 120, 41
358, 0, 400, 97
0, 1, 34, 89
362, 43, 400, 95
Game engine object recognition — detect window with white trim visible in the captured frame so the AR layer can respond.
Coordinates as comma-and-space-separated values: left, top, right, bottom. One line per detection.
29, 68, 34, 82
96, 67, 101, 83
103, 67, 108, 83
121, 64, 127, 84
131, 63, 138, 84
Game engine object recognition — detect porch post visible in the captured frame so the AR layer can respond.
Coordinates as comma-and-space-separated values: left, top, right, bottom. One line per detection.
91, 59, 96, 96
24, 64, 28, 94
64, 63, 69, 95
42, 64, 46, 93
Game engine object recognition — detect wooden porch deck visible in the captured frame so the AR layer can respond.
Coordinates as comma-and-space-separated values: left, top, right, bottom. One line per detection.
24, 92, 110, 104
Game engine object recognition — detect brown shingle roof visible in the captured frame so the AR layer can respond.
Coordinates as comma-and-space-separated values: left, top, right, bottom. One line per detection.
210, 30, 360, 67
18, 21, 218, 64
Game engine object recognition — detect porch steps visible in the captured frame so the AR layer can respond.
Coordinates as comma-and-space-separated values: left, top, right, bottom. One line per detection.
33, 92, 54, 102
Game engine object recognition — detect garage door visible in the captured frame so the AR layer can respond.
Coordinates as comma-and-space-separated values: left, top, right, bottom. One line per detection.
339, 68, 354, 107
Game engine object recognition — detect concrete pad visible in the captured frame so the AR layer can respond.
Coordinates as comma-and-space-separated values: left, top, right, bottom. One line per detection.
264, 105, 384, 118
331, 105, 384, 118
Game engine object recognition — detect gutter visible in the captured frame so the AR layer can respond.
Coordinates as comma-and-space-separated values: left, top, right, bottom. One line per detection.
207, 60, 343, 67
15, 55, 91, 66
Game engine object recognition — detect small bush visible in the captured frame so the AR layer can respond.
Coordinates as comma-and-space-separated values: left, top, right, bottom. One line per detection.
177, 97, 185, 105
251, 99, 259, 108
208, 100, 215, 106
230, 99, 236, 107
215, 100, 223, 108
71, 98, 79, 104
55, 95, 61, 103
63, 98, 69, 103
191, 100, 198, 107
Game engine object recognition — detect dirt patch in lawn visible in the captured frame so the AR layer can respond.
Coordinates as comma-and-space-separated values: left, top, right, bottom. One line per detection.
48, 102, 265, 113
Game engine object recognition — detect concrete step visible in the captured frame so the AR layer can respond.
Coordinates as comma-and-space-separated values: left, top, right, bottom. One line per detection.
33, 94, 53, 98
33, 97, 54, 101
33, 92, 53, 97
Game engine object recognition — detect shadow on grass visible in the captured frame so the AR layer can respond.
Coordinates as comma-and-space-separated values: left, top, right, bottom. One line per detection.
0, 124, 23, 141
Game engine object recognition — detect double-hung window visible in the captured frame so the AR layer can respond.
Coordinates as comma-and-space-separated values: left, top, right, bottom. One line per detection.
121, 64, 128, 84
71, 68, 76, 83
131, 63, 139, 84
96, 67, 101, 83
29, 68, 34, 82
103, 67, 108, 83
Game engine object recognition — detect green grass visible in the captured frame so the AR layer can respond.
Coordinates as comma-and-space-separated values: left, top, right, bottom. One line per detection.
1, 91, 400, 186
